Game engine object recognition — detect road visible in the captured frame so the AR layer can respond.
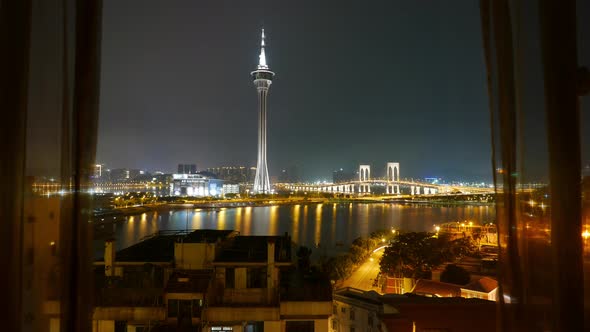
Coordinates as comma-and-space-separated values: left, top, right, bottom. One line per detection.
337, 246, 385, 292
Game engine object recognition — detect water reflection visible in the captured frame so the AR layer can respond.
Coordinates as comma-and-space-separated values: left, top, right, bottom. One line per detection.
102, 203, 496, 257
315, 204, 323, 247
269, 206, 278, 235
291, 205, 300, 244
243, 207, 252, 235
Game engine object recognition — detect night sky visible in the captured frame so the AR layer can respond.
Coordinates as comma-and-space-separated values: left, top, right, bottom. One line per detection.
91, 0, 586, 181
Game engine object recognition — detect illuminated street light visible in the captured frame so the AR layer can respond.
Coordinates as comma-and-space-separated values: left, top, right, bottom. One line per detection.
583, 230, 590, 240
435, 226, 440, 233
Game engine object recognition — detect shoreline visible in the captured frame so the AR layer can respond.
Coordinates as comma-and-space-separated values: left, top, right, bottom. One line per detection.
92, 198, 494, 223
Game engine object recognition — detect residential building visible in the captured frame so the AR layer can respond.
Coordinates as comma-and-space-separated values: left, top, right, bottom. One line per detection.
44, 230, 332, 332
332, 288, 390, 332
460, 277, 498, 301
332, 288, 496, 332
205, 235, 332, 332
379, 295, 496, 332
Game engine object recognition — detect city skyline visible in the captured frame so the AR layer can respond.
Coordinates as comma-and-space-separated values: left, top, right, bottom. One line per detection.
93, 0, 495, 182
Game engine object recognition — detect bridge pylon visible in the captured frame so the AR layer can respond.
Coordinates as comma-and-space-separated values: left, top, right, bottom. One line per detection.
386, 162, 400, 194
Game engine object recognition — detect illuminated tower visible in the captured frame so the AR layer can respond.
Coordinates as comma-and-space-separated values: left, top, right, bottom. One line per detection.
252, 28, 274, 194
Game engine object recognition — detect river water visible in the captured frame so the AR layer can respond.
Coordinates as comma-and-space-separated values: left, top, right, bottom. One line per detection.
95, 203, 495, 258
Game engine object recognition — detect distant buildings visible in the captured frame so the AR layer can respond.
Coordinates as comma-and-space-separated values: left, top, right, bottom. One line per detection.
178, 163, 198, 174
222, 184, 240, 196
207, 166, 255, 184
108, 168, 141, 182
171, 173, 223, 197
93, 164, 104, 179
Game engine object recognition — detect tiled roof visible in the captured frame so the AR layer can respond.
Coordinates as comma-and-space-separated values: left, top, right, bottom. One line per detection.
411, 279, 462, 297
462, 277, 498, 293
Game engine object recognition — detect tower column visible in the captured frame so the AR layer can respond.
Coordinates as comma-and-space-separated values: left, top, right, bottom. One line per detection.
252, 29, 274, 194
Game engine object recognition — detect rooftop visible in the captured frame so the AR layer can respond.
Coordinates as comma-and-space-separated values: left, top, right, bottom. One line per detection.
381, 293, 494, 306
215, 234, 292, 263
461, 277, 498, 293
110, 229, 236, 263
410, 279, 462, 297
334, 287, 383, 306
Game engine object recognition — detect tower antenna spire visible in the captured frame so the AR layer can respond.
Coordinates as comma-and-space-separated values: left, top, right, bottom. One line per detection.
258, 28, 268, 69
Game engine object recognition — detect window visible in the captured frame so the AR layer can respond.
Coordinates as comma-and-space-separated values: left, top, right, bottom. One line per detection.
332, 319, 337, 331
167, 299, 178, 318
246, 267, 267, 288
192, 299, 203, 317
341, 307, 346, 314
245, 321, 264, 332
350, 327, 355, 332
225, 268, 235, 288
286, 321, 314, 332
333, 304, 337, 315
350, 309, 355, 320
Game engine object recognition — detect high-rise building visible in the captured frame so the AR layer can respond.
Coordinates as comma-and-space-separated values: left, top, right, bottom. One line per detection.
93, 164, 103, 179
252, 29, 274, 194
177, 163, 197, 174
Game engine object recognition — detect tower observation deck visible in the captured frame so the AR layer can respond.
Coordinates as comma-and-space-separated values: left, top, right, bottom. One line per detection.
251, 28, 275, 194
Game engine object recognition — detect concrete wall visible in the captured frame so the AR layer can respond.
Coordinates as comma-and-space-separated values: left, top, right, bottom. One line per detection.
91, 320, 114, 332
204, 306, 280, 322
314, 319, 330, 332
280, 301, 332, 317
223, 288, 266, 304
92, 307, 166, 321
174, 243, 216, 269
333, 301, 379, 332
264, 320, 281, 332
235, 267, 247, 289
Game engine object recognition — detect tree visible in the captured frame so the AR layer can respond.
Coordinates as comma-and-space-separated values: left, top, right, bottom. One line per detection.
379, 232, 448, 278
440, 264, 471, 285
